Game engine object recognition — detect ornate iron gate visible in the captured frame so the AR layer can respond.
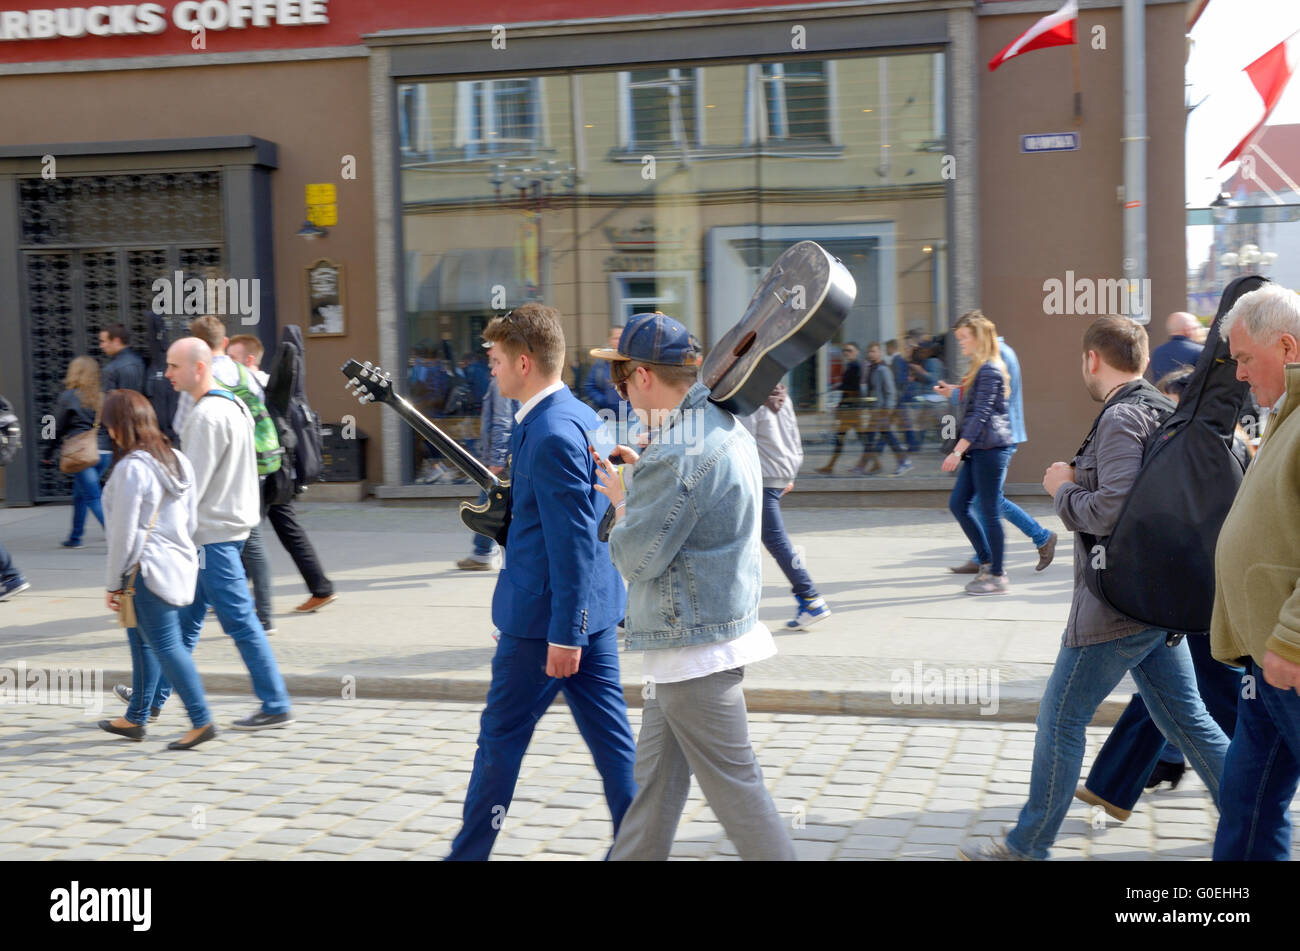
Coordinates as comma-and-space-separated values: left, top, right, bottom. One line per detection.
18, 172, 224, 501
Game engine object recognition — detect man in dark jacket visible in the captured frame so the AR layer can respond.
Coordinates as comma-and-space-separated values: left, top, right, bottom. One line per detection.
98, 323, 146, 452
1148, 312, 1204, 384
959, 317, 1228, 861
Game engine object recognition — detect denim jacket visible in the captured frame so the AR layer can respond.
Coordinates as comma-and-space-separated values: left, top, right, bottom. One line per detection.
609, 382, 763, 650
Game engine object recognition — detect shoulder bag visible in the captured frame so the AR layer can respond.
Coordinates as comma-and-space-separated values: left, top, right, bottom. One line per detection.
60, 404, 102, 474
118, 506, 160, 629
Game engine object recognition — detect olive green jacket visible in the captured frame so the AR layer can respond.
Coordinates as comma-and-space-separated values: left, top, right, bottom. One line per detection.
1211, 364, 1300, 667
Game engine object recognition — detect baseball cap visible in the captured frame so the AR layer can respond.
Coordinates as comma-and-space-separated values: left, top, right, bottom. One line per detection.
589, 312, 702, 366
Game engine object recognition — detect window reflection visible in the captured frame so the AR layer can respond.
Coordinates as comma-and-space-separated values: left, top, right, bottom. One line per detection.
398, 51, 953, 484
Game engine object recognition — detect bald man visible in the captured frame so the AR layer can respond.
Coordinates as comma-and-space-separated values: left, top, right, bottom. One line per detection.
148, 337, 294, 730
1148, 312, 1205, 385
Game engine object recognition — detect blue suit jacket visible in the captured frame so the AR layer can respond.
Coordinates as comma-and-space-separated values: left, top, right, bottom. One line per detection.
491, 387, 626, 646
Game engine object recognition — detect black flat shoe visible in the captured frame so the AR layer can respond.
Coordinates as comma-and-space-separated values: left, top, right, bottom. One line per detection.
98, 719, 145, 741
167, 723, 217, 750
1145, 760, 1186, 790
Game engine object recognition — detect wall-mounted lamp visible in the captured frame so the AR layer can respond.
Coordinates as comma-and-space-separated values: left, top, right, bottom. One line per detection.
297, 219, 327, 240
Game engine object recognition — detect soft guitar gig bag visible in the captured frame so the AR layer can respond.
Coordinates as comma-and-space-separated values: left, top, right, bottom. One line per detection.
1081, 275, 1265, 635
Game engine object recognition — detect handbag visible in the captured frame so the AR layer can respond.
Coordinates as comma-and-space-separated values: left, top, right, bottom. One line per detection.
117, 507, 160, 629
59, 404, 102, 474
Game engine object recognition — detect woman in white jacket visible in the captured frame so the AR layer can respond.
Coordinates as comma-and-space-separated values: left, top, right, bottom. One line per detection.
97, 389, 215, 750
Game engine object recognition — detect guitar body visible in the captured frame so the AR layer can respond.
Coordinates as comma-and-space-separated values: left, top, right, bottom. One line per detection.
703, 241, 857, 416
460, 481, 511, 546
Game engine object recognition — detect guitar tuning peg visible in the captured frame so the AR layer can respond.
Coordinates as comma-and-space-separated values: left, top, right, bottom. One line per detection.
362, 360, 373, 370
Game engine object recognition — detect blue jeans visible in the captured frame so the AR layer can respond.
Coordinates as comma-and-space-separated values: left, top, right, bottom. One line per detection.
447, 626, 637, 860
1006, 627, 1228, 860
761, 487, 816, 601
470, 489, 497, 559
1001, 446, 1051, 548
152, 540, 291, 716
0, 540, 22, 586
1085, 633, 1242, 811
68, 452, 110, 544
240, 523, 274, 626
948, 445, 1013, 575
124, 577, 211, 729
1214, 660, 1300, 861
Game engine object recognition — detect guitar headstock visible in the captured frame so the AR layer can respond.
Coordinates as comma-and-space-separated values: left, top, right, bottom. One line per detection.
341, 359, 396, 406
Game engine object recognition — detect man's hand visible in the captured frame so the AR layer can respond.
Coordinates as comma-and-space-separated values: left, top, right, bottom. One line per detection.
592, 448, 626, 512
1042, 462, 1075, 498
610, 444, 640, 466
1262, 650, 1300, 692
781, 481, 794, 497
933, 380, 956, 398
106, 590, 121, 613
546, 644, 582, 678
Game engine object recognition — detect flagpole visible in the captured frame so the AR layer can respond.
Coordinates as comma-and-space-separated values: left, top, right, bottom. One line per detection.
1072, 40, 1082, 124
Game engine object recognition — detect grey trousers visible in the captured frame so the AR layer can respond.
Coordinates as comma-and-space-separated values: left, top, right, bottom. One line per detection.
609, 666, 796, 861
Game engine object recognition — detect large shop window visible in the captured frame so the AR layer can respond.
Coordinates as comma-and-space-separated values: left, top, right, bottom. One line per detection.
398, 51, 951, 486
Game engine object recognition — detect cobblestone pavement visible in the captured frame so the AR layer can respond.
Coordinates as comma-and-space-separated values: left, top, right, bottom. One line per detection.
5, 697, 1288, 861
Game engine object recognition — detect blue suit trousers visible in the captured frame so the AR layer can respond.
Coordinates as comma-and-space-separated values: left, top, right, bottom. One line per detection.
446, 626, 637, 860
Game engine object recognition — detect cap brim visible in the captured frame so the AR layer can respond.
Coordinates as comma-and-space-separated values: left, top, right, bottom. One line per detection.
589, 347, 630, 361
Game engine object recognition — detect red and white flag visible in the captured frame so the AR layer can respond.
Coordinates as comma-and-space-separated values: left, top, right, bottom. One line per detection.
1220, 32, 1300, 167
988, 0, 1078, 72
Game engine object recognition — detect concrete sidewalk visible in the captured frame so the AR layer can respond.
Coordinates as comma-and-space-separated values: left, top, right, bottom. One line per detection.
0, 498, 1134, 722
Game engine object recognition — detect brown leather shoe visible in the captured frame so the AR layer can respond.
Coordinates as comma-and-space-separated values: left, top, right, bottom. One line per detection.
1036, 531, 1058, 571
949, 559, 982, 574
1074, 785, 1131, 822
293, 594, 337, 614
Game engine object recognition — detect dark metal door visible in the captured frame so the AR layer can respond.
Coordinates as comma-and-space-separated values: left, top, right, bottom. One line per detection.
17, 172, 224, 501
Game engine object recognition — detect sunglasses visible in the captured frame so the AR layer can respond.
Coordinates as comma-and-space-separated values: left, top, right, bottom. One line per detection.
610, 360, 644, 400
498, 310, 534, 353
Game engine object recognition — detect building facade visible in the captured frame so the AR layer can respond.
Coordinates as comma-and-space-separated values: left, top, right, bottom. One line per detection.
0, 0, 1191, 505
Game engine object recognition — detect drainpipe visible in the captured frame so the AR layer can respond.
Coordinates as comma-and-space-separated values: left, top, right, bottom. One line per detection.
1122, 0, 1149, 323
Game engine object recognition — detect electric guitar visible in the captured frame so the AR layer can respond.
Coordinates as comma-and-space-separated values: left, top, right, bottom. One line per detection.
703, 240, 857, 416
341, 359, 510, 544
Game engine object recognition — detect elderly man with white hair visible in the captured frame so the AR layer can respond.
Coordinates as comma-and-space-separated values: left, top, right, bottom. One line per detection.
1212, 283, 1300, 860
1148, 311, 1205, 384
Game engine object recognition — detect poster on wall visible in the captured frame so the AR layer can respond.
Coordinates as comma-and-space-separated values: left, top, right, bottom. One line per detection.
307, 259, 345, 336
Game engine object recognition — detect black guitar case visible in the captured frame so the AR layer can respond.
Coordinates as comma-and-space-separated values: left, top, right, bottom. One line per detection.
1082, 275, 1265, 635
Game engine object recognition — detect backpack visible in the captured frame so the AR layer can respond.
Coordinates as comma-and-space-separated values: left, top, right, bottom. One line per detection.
215, 363, 283, 476
264, 325, 323, 489
1081, 275, 1263, 636
0, 394, 21, 467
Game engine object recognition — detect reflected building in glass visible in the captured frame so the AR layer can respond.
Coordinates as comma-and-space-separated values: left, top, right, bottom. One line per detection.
396, 52, 952, 483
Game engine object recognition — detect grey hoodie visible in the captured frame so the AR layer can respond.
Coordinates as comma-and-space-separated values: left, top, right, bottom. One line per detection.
739, 386, 805, 488
104, 449, 199, 607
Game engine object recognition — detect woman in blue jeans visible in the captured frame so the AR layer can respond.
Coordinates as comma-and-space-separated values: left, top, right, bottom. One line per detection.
54, 356, 111, 548
937, 312, 1016, 596
96, 389, 214, 751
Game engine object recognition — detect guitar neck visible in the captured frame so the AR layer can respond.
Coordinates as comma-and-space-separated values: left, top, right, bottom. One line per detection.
385, 391, 499, 492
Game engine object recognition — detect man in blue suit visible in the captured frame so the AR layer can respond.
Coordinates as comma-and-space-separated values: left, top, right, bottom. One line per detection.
446, 302, 637, 860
